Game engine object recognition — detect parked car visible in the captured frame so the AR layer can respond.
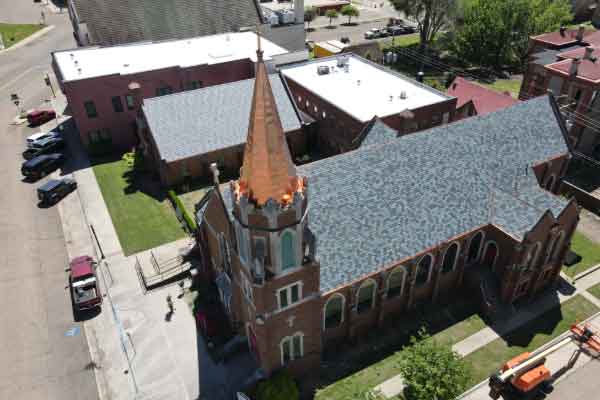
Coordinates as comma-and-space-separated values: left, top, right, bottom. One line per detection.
37, 178, 77, 205
27, 129, 61, 148
22, 136, 65, 160
69, 256, 102, 311
26, 109, 56, 126
364, 28, 389, 39
21, 153, 64, 180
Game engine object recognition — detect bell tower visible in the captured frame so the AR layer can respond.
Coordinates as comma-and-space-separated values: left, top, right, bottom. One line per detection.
228, 31, 321, 376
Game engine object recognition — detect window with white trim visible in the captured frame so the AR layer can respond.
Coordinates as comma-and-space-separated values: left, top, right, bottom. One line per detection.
236, 224, 248, 264
277, 282, 301, 310
241, 272, 253, 303
280, 333, 303, 365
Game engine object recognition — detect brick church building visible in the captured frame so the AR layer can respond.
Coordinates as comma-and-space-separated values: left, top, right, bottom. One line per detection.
195, 46, 579, 377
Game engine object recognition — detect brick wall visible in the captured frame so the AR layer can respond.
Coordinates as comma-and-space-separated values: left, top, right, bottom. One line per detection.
59, 58, 254, 152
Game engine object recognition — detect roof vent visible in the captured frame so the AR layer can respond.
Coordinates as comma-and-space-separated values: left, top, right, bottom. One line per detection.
74, 60, 78, 65
123, 63, 130, 67
337, 55, 349, 67
357, 79, 361, 86
559, 26, 566, 37
70, 53, 74, 58
77, 68, 82, 74
317, 65, 330, 75
400, 91, 407, 99
389, 95, 393, 102
584, 47, 595, 60
570, 57, 581, 76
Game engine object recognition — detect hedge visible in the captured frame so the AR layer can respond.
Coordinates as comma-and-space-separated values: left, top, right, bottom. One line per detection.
168, 189, 198, 233
256, 370, 299, 400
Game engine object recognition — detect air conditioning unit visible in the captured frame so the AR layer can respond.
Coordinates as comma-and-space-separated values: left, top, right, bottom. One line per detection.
400, 91, 407, 99
317, 65, 330, 75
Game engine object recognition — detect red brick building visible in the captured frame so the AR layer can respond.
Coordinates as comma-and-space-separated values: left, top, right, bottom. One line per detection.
280, 54, 457, 155
520, 26, 600, 155
196, 49, 579, 378
51, 32, 291, 152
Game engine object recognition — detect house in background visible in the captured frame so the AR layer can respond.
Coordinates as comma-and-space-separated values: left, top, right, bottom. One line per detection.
447, 77, 519, 121
196, 45, 578, 378
67, 0, 306, 51
520, 26, 600, 155
51, 32, 296, 152
280, 54, 457, 155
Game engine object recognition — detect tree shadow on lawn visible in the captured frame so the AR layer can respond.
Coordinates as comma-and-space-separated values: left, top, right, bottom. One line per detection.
305, 297, 482, 395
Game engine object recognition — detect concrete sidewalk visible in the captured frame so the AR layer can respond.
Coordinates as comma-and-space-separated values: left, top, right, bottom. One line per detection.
374, 268, 600, 398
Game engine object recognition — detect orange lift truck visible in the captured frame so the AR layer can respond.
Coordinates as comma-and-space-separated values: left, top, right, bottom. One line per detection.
488, 322, 600, 400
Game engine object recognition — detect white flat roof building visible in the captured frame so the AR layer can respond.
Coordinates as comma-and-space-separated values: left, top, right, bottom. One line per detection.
53, 31, 288, 82
281, 54, 452, 122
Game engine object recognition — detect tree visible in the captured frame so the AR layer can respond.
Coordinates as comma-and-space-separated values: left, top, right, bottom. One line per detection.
451, 0, 571, 68
256, 370, 299, 400
390, 0, 458, 50
325, 9, 339, 27
398, 329, 471, 400
341, 4, 360, 25
304, 6, 317, 30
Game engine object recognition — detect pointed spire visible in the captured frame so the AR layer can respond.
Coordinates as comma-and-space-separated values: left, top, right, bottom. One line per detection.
237, 30, 302, 206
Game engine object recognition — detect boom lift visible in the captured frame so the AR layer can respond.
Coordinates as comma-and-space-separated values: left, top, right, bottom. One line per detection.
488, 322, 600, 399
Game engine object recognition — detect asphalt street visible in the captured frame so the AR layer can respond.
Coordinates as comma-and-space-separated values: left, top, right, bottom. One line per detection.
0, 6, 99, 400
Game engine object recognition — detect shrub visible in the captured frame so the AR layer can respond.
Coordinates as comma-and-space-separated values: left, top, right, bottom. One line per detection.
256, 370, 299, 400
168, 189, 198, 233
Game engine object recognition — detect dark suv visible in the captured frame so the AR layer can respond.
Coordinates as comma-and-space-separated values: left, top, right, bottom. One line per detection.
21, 153, 65, 180
22, 136, 65, 160
37, 178, 77, 205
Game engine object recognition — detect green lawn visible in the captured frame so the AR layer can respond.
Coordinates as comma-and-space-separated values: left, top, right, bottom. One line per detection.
315, 310, 485, 400
463, 295, 599, 387
481, 78, 523, 98
93, 159, 185, 255
0, 23, 44, 48
563, 231, 600, 278
588, 282, 600, 301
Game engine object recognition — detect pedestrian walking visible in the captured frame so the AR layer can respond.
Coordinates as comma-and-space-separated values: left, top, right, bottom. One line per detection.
166, 294, 175, 314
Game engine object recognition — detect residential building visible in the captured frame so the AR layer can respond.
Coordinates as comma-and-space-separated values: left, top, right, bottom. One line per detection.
196, 46, 578, 378
280, 54, 457, 155
520, 26, 600, 155
52, 32, 296, 151
139, 74, 306, 186
447, 77, 519, 121
67, 0, 306, 51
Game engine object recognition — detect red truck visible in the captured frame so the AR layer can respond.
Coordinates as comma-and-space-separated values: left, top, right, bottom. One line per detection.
69, 256, 102, 311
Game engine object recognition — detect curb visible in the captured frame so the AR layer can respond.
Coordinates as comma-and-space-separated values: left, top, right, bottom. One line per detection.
0, 25, 55, 54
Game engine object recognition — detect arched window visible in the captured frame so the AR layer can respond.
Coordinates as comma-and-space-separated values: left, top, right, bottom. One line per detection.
546, 175, 556, 191
442, 243, 459, 273
545, 235, 558, 264
553, 231, 565, 261
357, 279, 376, 314
468, 232, 484, 263
280, 333, 303, 365
324, 294, 345, 329
281, 231, 295, 270
387, 268, 405, 298
415, 254, 432, 287
524, 242, 541, 269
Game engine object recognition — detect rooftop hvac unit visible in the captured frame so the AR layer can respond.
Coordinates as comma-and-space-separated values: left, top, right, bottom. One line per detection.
336, 55, 349, 67
400, 91, 407, 99
317, 65, 330, 75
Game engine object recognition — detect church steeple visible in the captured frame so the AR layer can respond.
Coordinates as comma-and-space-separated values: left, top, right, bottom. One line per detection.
235, 30, 303, 206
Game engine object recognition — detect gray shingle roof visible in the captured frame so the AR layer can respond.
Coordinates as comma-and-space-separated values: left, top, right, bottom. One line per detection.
218, 96, 570, 293
358, 118, 399, 148
298, 96, 570, 292
143, 74, 301, 162
531, 45, 583, 66
72, 0, 261, 46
